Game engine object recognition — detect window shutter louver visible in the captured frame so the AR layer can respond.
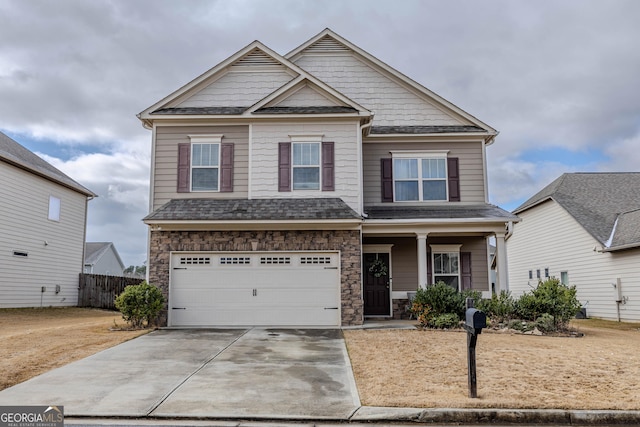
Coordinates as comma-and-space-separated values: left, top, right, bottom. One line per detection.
278, 142, 291, 192
321, 141, 335, 191
381, 158, 393, 202
220, 143, 234, 192
177, 143, 191, 193
447, 157, 460, 202
461, 251, 472, 290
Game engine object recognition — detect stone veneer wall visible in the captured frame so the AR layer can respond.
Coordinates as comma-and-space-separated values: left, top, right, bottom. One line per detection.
148, 229, 363, 326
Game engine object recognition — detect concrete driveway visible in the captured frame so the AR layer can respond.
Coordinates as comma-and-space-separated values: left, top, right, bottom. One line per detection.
0, 329, 361, 420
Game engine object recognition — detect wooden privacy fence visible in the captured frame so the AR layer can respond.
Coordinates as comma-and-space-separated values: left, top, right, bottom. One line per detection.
78, 273, 144, 310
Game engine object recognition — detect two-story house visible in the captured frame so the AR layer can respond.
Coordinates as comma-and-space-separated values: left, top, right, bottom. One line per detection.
139, 29, 517, 327
0, 131, 96, 308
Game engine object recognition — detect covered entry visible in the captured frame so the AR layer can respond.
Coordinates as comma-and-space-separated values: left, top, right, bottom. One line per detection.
169, 251, 341, 327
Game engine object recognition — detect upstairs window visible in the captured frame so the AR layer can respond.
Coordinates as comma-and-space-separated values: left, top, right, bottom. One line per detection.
393, 157, 447, 201
382, 151, 458, 203
48, 196, 61, 221
191, 143, 220, 191
292, 142, 320, 190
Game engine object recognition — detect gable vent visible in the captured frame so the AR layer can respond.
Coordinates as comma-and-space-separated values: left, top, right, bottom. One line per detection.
233, 49, 282, 67
305, 36, 350, 53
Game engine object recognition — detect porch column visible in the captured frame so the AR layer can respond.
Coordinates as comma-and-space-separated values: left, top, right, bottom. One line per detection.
416, 233, 428, 289
495, 232, 509, 293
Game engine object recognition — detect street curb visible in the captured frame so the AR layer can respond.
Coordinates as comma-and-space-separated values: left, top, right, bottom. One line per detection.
352, 407, 640, 424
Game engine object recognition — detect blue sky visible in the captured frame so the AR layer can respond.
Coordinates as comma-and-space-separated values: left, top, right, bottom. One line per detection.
2, 0, 640, 265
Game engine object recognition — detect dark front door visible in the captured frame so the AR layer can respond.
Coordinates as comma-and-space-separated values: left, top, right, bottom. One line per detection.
363, 253, 390, 316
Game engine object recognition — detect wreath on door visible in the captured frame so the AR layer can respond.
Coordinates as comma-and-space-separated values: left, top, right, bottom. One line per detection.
369, 257, 388, 278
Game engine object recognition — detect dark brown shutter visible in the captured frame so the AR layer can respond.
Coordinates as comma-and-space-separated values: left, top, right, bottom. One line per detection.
220, 143, 234, 192
447, 157, 460, 202
321, 141, 335, 191
278, 142, 291, 192
381, 158, 393, 202
461, 251, 472, 290
426, 251, 432, 285
177, 143, 190, 193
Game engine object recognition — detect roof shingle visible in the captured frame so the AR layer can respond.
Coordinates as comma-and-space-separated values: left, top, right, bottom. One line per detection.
364, 204, 518, 221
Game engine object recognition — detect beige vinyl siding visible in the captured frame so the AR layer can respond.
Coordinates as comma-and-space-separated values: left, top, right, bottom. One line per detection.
177, 70, 294, 108
86, 249, 123, 275
293, 53, 464, 127
362, 140, 486, 205
0, 162, 88, 308
153, 125, 249, 210
507, 200, 640, 321
275, 85, 339, 107
250, 121, 361, 212
364, 236, 489, 292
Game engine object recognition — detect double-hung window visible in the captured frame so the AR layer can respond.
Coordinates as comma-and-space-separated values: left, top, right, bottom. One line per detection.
392, 152, 447, 201
292, 142, 320, 190
191, 142, 220, 191
431, 245, 462, 290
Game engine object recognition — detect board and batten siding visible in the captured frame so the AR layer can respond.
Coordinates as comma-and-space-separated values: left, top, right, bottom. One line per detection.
176, 69, 294, 108
362, 140, 486, 205
0, 162, 88, 308
507, 200, 640, 321
292, 53, 464, 127
250, 122, 361, 212
364, 236, 489, 293
153, 125, 249, 210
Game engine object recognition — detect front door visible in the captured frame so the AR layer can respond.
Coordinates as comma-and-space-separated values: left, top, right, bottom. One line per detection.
363, 253, 391, 316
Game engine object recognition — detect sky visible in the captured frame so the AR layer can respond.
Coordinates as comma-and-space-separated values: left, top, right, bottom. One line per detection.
1, 0, 639, 267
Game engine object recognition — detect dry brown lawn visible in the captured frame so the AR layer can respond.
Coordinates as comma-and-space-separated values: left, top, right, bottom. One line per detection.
344, 319, 640, 410
0, 307, 148, 390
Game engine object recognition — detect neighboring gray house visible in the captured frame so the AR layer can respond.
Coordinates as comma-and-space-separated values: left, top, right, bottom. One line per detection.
138, 29, 517, 328
84, 242, 125, 276
0, 131, 96, 308
507, 173, 640, 321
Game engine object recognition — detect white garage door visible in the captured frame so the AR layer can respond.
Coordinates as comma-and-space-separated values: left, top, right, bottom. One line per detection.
169, 251, 341, 327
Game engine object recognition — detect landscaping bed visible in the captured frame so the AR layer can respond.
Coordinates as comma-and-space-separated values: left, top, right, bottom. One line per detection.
0, 307, 148, 390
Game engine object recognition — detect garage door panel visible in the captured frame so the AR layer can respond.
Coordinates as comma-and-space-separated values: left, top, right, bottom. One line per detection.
170, 251, 340, 327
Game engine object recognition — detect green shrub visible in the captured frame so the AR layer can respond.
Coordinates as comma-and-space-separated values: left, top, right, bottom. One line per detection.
115, 281, 165, 328
535, 313, 556, 333
410, 282, 482, 328
431, 313, 460, 329
507, 319, 534, 332
515, 278, 581, 330
477, 290, 516, 324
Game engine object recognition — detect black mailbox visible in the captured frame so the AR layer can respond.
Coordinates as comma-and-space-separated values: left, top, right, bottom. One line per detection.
465, 308, 486, 332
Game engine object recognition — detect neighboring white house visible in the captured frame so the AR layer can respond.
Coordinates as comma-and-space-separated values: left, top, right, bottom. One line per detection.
0, 131, 96, 308
507, 173, 640, 322
84, 242, 125, 276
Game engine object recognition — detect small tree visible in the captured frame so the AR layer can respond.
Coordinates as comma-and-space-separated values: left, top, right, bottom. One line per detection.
115, 281, 164, 328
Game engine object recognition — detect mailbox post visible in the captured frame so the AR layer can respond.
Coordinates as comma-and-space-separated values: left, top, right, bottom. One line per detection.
463, 298, 486, 398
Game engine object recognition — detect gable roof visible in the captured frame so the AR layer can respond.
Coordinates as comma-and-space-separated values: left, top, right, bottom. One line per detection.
286, 29, 498, 142
138, 39, 370, 126
514, 173, 640, 251
84, 242, 125, 268
0, 131, 96, 197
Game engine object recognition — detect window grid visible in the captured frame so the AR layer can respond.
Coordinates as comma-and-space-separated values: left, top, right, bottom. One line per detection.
220, 257, 251, 265
292, 142, 320, 190
180, 257, 211, 265
393, 157, 447, 201
300, 256, 332, 265
191, 143, 220, 191
260, 257, 291, 265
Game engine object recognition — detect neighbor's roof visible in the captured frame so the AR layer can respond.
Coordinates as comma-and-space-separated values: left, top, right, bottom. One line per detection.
364, 204, 518, 221
514, 173, 640, 251
144, 198, 362, 222
0, 131, 96, 197
84, 242, 124, 268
